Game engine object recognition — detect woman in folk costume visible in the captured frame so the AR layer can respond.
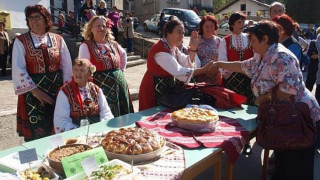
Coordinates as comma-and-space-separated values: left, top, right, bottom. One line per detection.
139, 20, 246, 111
54, 59, 113, 133
12, 5, 72, 141
79, 16, 133, 117
218, 12, 255, 105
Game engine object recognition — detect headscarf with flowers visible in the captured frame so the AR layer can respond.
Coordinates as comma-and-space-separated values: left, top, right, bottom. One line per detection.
70, 59, 97, 110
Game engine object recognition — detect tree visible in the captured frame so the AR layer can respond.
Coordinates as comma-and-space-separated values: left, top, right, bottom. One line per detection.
283, 0, 320, 23
213, 0, 234, 12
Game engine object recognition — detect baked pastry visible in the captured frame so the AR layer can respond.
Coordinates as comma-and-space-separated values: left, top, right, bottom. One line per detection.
171, 107, 219, 124
65, 138, 78, 145
101, 127, 165, 155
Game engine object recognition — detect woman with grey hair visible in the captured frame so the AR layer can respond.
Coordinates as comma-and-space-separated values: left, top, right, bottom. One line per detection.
54, 58, 113, 133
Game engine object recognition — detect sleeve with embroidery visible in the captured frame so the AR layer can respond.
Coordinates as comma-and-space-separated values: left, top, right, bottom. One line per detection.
176, 49, 201, 68
217, 37, 232, 78
12, 38, 37, 95
54, 90, 78, 133
59, 38, 73, 83
155, 52, 194, 83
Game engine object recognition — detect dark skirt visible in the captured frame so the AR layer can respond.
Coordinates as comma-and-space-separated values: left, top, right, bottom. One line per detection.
224, 72, 255, 106
272, 146, 315, 180
153, 76, 216, 108
17, 70, 63, 141
93, 68, 133, 117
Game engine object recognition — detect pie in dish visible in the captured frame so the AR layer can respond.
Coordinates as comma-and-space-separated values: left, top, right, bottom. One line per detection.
101, 127, 165, 155
171, 107, 219, 124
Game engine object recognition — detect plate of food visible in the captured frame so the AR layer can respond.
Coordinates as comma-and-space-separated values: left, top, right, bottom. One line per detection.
101, 127, 166, 163
171, 104, 219, 132
65, 159, 140, 180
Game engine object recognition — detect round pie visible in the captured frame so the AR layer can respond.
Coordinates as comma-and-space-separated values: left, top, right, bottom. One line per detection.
171, 107, 219, 124
101, 127, 165, 155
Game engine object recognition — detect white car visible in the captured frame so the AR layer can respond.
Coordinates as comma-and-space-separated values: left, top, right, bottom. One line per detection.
143, 14, 172, 35
217, 20, 257, 37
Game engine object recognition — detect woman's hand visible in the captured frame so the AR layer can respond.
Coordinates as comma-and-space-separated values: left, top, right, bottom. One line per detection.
31, 88, 54, 106
205, 62, 220, 82
189, 31, 201, 51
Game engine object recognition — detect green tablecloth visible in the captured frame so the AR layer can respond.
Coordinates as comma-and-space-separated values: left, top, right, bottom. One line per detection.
0, 105, 258, 178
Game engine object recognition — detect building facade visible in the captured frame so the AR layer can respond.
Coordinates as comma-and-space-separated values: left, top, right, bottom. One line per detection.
215, 0, 270, 19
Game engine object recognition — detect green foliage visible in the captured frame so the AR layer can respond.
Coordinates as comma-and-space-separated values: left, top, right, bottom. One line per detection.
283, 0, 320, 23
200, 10, 208, 17
213, 0, 234, 12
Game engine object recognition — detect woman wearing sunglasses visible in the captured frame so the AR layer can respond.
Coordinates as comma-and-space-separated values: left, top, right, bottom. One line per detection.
12, 5, 72, 141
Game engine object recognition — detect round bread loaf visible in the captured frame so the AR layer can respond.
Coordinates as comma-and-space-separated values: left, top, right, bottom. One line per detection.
101, 127, 165, 155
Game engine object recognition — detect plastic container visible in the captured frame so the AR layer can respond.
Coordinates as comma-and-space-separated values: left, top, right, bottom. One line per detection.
65, 159, 140, 180
17, 163, 59, 180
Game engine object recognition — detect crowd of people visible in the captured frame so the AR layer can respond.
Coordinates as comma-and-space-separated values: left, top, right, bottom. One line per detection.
0, 1, 319, 180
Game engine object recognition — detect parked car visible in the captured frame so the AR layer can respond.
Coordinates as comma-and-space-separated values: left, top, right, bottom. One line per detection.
143, 14, 172, 35
162, 8, 201, 35
217, 20, 257, 37
132, 17, 139, 30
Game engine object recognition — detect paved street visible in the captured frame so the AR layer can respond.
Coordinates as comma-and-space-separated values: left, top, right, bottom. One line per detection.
0, 26, 319, 180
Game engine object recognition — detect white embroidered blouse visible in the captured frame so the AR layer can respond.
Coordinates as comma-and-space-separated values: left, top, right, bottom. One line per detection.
12, 32, 72, 95
54, 86, 114, 133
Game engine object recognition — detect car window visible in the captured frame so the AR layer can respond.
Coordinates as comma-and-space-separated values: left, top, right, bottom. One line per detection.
220, 22, 229, 29
163, 10, 170, 14
151, 15, 157, 22
184, 10, 200, 20
173, 10, 184, 20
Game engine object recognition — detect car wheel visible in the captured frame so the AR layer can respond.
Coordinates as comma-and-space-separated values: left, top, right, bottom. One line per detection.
144, 24, 149, 32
